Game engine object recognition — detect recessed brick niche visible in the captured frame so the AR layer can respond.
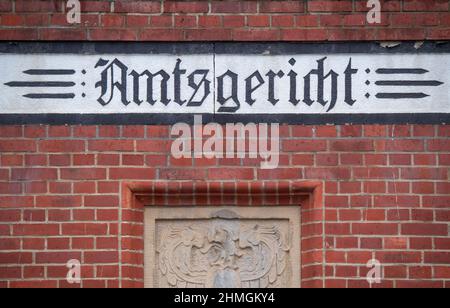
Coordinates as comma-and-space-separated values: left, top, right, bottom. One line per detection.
121, 181, 324, 288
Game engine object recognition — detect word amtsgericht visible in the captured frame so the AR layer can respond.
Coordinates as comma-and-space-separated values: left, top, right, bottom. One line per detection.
96, 57, 357, 113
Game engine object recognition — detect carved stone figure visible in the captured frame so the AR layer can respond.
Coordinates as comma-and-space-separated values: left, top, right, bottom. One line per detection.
145, 207, 301, 288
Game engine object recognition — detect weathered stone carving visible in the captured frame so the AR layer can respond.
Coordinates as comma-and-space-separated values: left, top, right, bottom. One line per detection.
144, 207, 301, 288
156, 219, 290, 288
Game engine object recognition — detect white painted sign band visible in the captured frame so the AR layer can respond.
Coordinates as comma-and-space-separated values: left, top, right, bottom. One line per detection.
0, 43, 449, 124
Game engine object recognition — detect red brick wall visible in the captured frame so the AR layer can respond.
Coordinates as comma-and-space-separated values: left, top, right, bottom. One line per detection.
0, 0, 449, 41
0, 0, 449, 288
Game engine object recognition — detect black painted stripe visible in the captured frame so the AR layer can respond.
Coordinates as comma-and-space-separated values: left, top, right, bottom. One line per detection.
376, 93, 429, 99
376, 68, 429, 74
375, 80, 443, 86
23, 93, 76, 99
5, 81, 76, 87
23, 69, 76, 75
0, 42, 449, 55
0, 113, 448, 125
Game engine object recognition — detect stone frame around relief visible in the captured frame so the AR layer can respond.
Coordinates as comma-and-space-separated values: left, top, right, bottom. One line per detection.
144, 206, 301, 288
120, 181, 324, 288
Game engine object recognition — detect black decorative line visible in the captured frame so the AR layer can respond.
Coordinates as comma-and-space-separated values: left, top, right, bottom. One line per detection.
375, 68, 429, 74
375, 93, 429, 99
23, 93, 75, 99
0, 113, 448, 125
23, 69, 76, 75
375, 80, 443, 86
5, 81, 76, 87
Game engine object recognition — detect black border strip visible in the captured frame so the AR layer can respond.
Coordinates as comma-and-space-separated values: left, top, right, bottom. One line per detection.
0, 113, 448, 125
0, 41, 449, 55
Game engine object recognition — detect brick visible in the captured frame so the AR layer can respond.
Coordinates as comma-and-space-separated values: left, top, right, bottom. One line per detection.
160, 169, 207, 180
403, 0, 449, 11
15, 0, 62, 12
352, 223, 398, 235
271, 15, 295, 28
261, 1, 304, 13
150, 15, 172, 27
360, 238, 382, 249
36, 195, 82, 208
374, 195, 420, 208
122, 126, 145, 138
330, 140, 374, 152
227, 27, 275, 39
140, 29, 183, 41
61, 168, 106, 180
36, 252, 81, 264
316, 153, 339, 166
401, 167, 447, 180
0, 196, 34, 208
0, 140, 36, 152
164, 1, 208, 13
0, 209, 21, 222
0, 126, 22, 137
10, 280, 57, 288
98, 126, 120, 138
248, 15, 270, 27
305, 168, 351, 180
24, 266, 45, 278
435, 266, 450, 279
89, 29, 137, 41
410, 238, 432, 249
40, 29, 87, 40
376, 140, 424, 152
0, 183, 22, 195
109, 168, 156, 180
23, 209, 45, 222
316, 126, 338, 137
0, 238, 20, 250
39, 140, 84, 152
127, 15, 149, 27
49, 154, 71, 166
13, 224, 59, 236
187, 29, 233, 41
72, 126, 97, 138
209, 168, 254, 180
423, 196, 450, 208
283, 140, 327, 152
414, 154, 436, 166
1, 154, 23, 166
22, 238, 45, 250
84, 195, 119, 207
308, 0, 353, 12
61, 223, 108, 235
0, 29, 38, 40
375, 251, 421, 263
136, 140, 170, 152
175, 15, 196, 28
428, 140, 450, 152
0, 252, 32, 264
211, 1, 257, 13
98, 154, 120, 166
47, 238, 70, 250
84, 251, 118, 264
89, 140, 134, 152
49, 182, 71, 194
281, 29, 327, 41
115, 1, 161, 13
0, 0, 12, 12
424, 252, 450, 264
24, 154, 47, 166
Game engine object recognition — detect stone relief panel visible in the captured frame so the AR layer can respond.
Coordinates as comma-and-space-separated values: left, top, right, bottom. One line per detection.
144, 207, 301, 288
